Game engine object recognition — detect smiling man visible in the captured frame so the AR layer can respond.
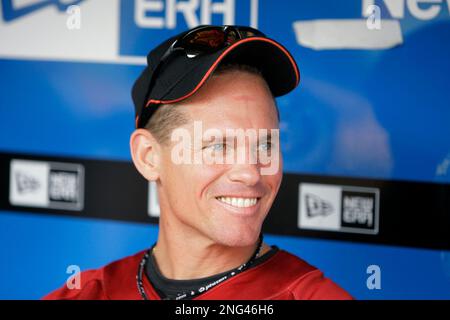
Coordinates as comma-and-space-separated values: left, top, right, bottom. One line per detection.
44, 25, 352, 300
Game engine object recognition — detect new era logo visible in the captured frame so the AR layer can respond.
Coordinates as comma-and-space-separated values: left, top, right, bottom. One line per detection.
14, 171, 41, 194
298, 183, 379, 235
48, 169, 81, 204
341, 191, 376, 230
305, 193, 333, 218
9, 159, 84, 211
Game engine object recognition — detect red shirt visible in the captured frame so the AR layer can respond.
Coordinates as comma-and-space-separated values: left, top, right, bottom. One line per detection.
43, 249, 353, 300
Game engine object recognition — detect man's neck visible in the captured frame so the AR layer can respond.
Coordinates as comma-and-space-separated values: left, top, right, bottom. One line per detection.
153, 223, 270, 280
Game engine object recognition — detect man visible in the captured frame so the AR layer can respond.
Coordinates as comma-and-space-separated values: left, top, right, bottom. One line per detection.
44, 25, 352, 300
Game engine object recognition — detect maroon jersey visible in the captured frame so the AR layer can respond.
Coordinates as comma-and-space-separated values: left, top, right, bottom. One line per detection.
43, 249, 353, 300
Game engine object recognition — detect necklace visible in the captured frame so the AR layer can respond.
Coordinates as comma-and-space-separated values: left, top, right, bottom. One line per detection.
137, 234, 263, 300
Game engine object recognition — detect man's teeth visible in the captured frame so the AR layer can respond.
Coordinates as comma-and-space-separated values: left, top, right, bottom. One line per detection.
216, 197, 258, 208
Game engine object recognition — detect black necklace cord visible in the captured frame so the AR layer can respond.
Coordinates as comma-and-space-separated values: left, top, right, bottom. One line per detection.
137, 233, 264, 300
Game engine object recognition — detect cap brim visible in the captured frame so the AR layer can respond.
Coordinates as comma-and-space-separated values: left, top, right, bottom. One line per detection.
146, 37, 300, 106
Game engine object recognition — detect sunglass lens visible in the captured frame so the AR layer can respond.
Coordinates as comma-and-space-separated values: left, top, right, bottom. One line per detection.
178, 26, 264, 59
226, 30, 239, 44
237, 27, 265, 38
184, 29, 225, 49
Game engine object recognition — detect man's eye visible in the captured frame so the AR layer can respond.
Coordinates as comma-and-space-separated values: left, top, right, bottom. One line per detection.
204, 143, 225, 151
258, 142, 272, 152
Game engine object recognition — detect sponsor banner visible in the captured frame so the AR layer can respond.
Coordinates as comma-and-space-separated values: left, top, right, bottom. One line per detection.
4, 0, 448, 66
0, 152, 150, 223
1, 151, 449, 250
2, 0, 449, 64
298, 183, 379, 235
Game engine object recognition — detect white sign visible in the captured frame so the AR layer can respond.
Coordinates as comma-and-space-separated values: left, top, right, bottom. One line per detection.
9, 159, 84, 211
298, 182, 379, 234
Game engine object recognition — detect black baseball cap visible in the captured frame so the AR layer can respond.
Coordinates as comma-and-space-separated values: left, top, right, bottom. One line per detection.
132, 25, 300, 128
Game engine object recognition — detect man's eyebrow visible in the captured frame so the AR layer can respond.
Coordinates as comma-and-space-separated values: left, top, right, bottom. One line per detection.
201, 133, 274, 144
201, 136, 227, 145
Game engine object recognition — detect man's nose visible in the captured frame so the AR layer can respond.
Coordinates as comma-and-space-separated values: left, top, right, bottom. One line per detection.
227, 163, 261, 186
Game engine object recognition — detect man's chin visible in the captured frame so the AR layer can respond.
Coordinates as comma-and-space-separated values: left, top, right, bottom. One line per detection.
207, 226, 262, 248
201, 202, 268, 246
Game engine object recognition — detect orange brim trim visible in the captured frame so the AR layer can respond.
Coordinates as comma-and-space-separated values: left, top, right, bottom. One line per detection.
135, 37, 300, 128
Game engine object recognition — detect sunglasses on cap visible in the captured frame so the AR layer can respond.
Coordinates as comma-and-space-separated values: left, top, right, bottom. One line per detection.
148, 25, 266, 92
160, 25, 266, 61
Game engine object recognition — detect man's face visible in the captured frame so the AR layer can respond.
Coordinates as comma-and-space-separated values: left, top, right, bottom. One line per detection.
157, 70, 282, 247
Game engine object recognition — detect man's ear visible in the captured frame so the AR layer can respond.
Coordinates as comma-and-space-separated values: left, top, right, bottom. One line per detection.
130, 128, 161, 181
